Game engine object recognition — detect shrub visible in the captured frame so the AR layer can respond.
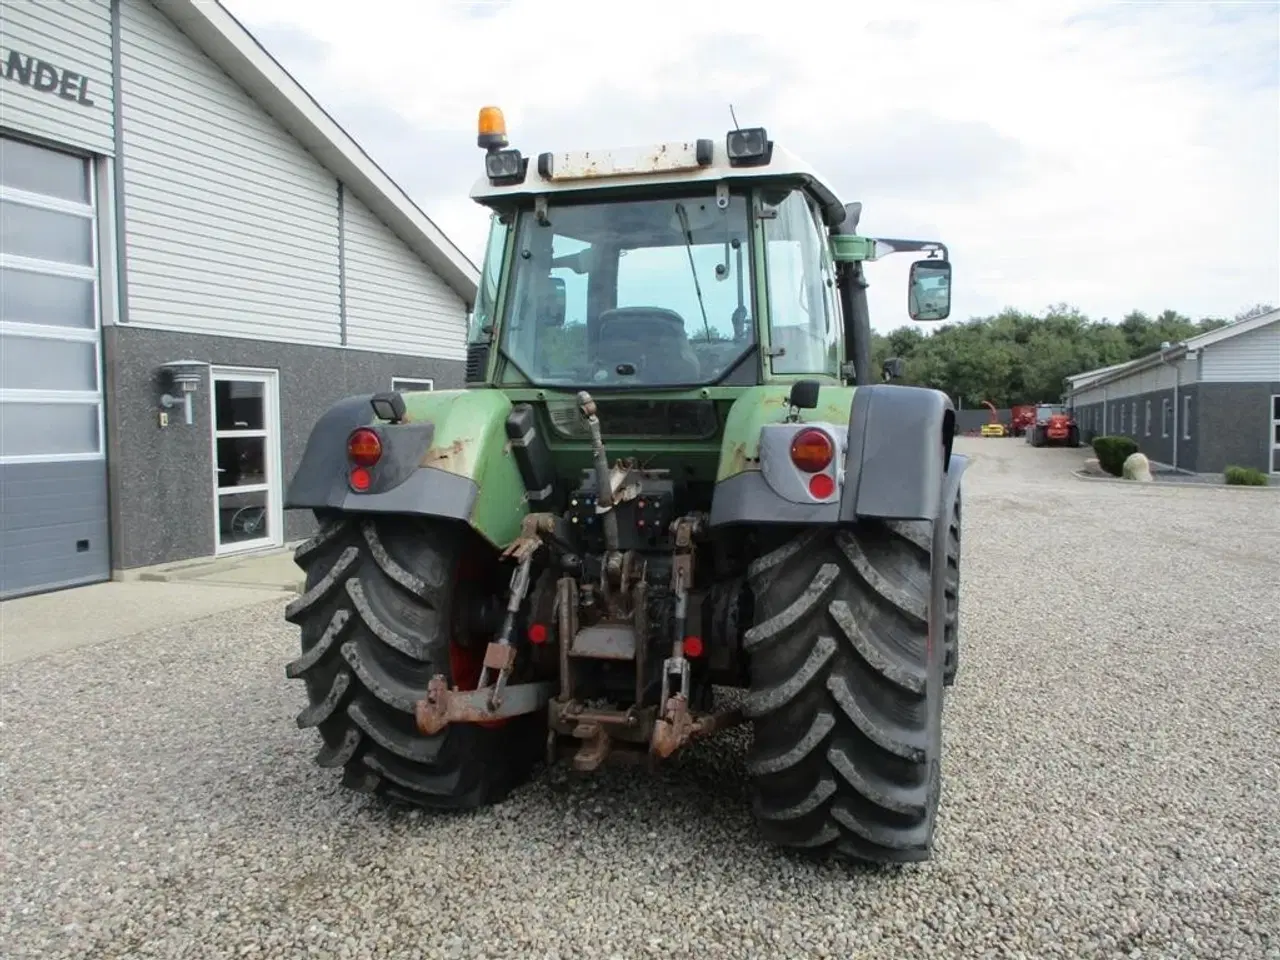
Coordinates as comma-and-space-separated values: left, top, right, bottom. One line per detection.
1224, 465, 1268, 486
1091, 436, 1140, 477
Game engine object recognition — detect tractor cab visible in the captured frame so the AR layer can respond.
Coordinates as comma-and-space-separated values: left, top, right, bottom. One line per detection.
463, 107, 952, 404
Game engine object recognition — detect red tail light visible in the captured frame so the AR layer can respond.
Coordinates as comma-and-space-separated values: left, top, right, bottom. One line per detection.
808, 473, 836, 499
349, 466, 372, 492
347, 427, 382, 467
790, 428, 834, 473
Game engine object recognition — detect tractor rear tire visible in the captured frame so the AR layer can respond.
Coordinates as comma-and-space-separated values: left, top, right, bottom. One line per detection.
744, 521, 945, 863
284, 513, 543, 810
939, 493, 961, 686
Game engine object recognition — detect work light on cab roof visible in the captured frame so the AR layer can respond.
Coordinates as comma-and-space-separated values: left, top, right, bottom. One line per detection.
279, 100, 970, 869
474, 104, 776, 189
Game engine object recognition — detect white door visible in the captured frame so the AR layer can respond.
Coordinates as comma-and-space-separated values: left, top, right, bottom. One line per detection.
210, 367, 283, 554
1271, 394, 1279, 475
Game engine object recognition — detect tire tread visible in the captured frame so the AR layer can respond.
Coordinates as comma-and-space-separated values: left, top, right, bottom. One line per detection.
286, 514, 539, 811
745, 520, 947, 864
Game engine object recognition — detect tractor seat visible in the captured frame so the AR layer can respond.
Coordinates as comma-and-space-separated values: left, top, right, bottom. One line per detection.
594, 307, 701, 382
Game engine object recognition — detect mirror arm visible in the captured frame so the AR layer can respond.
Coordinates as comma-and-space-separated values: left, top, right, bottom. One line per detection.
869, 238, 950, 261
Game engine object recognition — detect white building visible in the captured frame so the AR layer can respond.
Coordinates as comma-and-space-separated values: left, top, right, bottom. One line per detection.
0, 0, 479, 599
1065, 308, 1280, 475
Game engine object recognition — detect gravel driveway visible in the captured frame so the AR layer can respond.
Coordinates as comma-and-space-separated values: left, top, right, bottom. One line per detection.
3, 438, 1277, 960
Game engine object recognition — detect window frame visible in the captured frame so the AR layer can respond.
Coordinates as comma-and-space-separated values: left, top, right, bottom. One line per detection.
468, 213, 511, 344
392, 377, 434, 393
1271, 393, 1280, 474
760, 188, 839, 378
495, 190, 759, 389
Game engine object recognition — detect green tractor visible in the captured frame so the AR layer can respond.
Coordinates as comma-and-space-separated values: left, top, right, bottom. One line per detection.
282, 108, 967, 864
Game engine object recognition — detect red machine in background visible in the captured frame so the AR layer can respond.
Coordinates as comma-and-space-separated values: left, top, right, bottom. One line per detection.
1027, 403, 1081, 447
1010, 405, 1036, 437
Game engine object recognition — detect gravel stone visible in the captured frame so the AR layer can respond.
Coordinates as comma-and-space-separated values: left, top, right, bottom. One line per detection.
2, 439, 1277, 959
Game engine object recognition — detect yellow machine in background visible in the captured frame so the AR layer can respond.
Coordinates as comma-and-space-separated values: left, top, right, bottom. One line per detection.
980, 400, 1008, 437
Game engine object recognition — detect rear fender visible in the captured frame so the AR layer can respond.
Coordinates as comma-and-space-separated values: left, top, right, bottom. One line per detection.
709, 383, 960, 527
284, 389, 529, 548
838, 384, 957, 523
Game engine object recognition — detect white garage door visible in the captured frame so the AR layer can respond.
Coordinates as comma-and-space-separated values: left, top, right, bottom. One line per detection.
0, 134, 110, 599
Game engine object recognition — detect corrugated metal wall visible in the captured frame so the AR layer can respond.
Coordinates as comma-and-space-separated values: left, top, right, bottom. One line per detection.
342, 192, 466, 359
117, 0, 341, 345
0, 0, 114, 155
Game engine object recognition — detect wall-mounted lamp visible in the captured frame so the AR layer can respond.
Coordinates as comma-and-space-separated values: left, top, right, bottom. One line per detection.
158, 360, 208, 425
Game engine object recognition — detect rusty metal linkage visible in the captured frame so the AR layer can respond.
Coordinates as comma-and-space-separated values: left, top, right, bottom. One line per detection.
415, 678, 555, 736
651, 700, 745, 758
571, 721, 611, 771
577, 390, 622, 589
546, 696, 744, 765
414, 512, 558, 735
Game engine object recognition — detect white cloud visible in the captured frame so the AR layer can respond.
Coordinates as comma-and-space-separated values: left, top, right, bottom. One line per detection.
224, 0, 1279, 330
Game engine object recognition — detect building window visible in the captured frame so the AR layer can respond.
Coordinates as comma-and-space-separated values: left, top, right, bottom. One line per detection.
1161, 398, 1170, 437
392, 377, 434, 392
1144, 400, 1151, 436
1131, 402, 1137, 434
1121, 404, 1126, 433
1182, 395, 1191, 440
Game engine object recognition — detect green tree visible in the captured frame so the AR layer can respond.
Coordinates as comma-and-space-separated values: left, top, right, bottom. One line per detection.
853, 299, 1248, 405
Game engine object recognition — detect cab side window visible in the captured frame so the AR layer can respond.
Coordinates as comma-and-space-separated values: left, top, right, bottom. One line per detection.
763, 190, 836, 375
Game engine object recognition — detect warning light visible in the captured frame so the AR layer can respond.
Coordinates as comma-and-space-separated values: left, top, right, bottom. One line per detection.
683, 636, 704, 658
528, 623, 548, 645
478, 106, 508, 151
349, 466, 371, 492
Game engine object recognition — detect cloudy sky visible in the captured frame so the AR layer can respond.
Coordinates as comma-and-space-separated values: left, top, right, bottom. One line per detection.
221, 0, 1278, 333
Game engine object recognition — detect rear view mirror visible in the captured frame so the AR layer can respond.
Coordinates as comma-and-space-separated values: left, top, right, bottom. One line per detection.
908, 259, 951, 322
539, 277, 566, 327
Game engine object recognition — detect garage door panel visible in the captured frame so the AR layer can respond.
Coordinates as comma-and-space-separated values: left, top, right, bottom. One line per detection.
0, 199, 95, 266
0, 465, 109, 530
0, 136, 92, 203
0, 402, 101, 458
0, 460, 110, 600
0, 133, 110, 598
0, 335, 99, 392
0, 267, 97, 328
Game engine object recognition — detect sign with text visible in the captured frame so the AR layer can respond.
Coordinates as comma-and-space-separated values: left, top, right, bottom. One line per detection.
2, 47, 97, 108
